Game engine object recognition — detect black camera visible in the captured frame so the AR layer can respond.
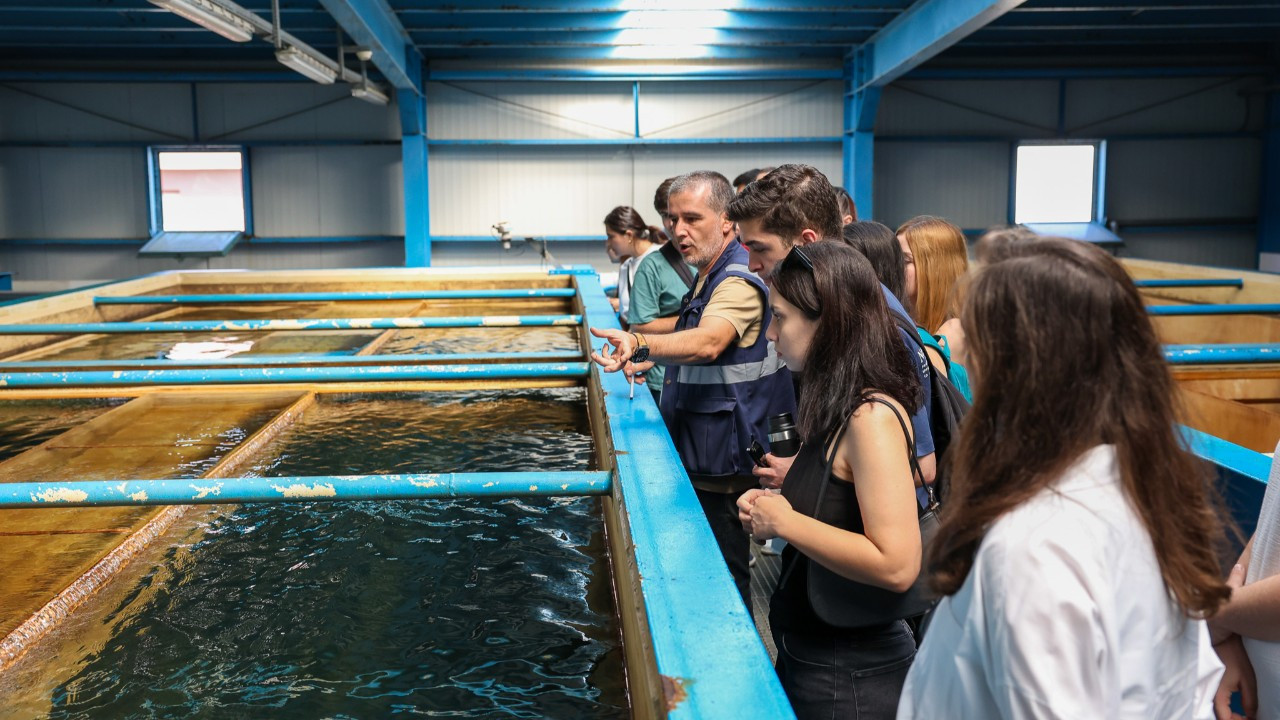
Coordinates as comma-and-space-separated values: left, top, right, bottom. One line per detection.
767, 412, 800, 458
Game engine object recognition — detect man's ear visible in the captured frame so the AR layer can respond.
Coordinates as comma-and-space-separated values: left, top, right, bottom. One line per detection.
721, 215, 735, 237
799, 228, 820, 245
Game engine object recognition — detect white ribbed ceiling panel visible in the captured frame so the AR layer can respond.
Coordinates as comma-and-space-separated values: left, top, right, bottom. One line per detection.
639, 81, 840, 139
427, 82, 634, 140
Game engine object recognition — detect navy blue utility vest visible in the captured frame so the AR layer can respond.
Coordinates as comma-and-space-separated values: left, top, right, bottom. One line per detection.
659, 241, 796, 481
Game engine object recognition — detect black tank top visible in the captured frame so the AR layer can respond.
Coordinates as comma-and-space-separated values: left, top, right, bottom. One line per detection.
769, 421, 897, 637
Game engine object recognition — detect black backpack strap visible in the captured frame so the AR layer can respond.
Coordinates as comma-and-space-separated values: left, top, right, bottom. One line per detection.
660, 241, 695, 290
867, 396, 937, 512
891, 310, 949, 375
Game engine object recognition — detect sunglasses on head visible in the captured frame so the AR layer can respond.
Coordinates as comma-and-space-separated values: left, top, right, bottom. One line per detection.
781, 244, 815, 274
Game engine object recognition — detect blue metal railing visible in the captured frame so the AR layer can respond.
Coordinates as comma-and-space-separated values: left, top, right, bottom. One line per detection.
0, 363, 589, 388
1165, 344, 1280, 364
94, 289, 577, 304
0, 351, 581, 371
1135, 278, 1244, 289
0, 315, 583, 334
0, 472, 612, 509
1149, 304, 1280, 316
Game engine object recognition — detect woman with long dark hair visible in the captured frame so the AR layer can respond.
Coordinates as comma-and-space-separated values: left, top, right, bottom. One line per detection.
897, 239, 1231, 718
737, 241, 924, 719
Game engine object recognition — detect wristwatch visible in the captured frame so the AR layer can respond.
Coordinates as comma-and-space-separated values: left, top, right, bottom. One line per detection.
631, 332, 650, 364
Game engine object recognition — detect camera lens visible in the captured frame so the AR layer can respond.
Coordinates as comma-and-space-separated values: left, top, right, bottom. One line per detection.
767, 412, 800, 458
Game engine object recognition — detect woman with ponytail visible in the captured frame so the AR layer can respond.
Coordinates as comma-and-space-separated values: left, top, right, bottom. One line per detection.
603, 205, 664, 326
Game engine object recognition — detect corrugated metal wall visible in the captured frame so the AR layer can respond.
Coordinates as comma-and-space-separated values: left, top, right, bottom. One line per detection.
0, 73, 1266, 282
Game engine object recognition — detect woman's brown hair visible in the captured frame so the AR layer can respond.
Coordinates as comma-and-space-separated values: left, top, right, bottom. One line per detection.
896, 216, 969, 333
603, 206, 662, 243
768, 241, 921, 441
929, 239, 1231, 617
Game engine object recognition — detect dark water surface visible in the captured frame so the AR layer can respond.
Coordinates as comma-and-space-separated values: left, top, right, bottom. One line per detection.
37, 389, 626, 719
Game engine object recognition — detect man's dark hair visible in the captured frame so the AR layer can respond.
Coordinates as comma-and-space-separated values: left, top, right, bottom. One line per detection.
834, 186, 857, 223
725, 163, 842, 241
732, 169, 760, 190
653, 176, 677, 215
842, 221, 905, 302
669, 171, 735, 215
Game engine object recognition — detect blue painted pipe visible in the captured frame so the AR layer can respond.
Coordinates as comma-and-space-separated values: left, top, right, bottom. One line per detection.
1148, 304, 1280, 316
95, 289, 578, 304
0, 351, 583, 371
0, 362, 589, 388
0, 471, 612, 508
1134, 278, 1243, 289
1165, 344, 1280, 364
0, 315, 583, 335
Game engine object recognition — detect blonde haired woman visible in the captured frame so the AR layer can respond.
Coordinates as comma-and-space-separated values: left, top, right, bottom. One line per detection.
896, 215, 971, 399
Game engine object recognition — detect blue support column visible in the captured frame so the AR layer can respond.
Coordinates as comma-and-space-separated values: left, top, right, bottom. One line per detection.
1259, 77, 1280, 271
843, 49, 881, 221
400, 86, 431, 267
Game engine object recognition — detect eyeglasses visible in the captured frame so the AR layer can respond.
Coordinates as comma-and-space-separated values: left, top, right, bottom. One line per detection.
781, 244, 815, 274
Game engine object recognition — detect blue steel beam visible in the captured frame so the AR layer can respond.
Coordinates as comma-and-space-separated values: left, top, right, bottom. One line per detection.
0, 44, 849, 61
843, 48, 880, 219
427, 68, 842, 82
0, 471, 611, 509
1147, 304, 1280, 316
316, 0, 423, 93
403, 29, 874, 46
1165, 344, 1280, 365
95, 289, 577, 304
424, 137, 840, 146
400, 87, 431, 267
0, 362, 589, 388
1134, 278, 1244, 289
0, 315, 583, 334
859, 0, 1028, 89
0, 351, 583, 371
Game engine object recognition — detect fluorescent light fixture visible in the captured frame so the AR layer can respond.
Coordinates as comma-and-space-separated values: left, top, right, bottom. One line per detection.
351, 82, 390, 106
149, 0, 255, 43
275, 46, 338, 85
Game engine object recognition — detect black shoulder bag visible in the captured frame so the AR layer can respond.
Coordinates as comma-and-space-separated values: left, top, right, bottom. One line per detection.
659, 241, 695, 290
784, 398, 940, 629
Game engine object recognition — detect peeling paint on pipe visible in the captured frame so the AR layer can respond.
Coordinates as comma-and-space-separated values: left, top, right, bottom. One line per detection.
0, 471, 612, 508
1164, 343, 1280, 364
0, 315, 584, 334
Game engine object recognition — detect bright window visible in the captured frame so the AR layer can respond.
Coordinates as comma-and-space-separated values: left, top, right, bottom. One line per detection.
156, 150, 246, 232
1014, 143, 1097, 224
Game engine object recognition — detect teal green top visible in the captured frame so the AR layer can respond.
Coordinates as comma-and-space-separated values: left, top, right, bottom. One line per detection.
916, 326, 973, 402
629, 248, 696, 392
